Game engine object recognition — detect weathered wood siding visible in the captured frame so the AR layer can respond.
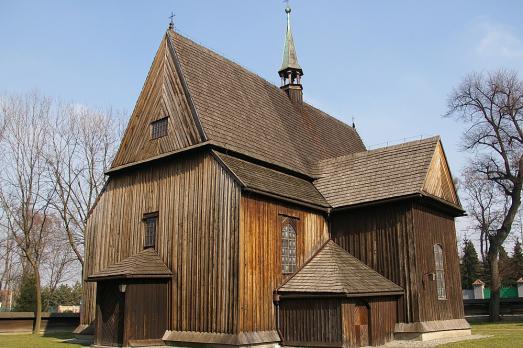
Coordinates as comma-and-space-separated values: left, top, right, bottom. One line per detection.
81, 151, 241, 334
367, 297, 397, 346
341, 298, 397, 347
331, 202, 417, 323
239, 194, 329, 333
279, 298, 342, 347
95, 281, 124, 346
422, 142, 460, 207
111, 34, 203, 169
279, 297, 397, 347
124, 280, 170, 345
331, 200, 463, 324
412, 203, 464, 321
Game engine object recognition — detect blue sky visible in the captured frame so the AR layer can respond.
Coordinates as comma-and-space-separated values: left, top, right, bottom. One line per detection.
1, 0, 523, 185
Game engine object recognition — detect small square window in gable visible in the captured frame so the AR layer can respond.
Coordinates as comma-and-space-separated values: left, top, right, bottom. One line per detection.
151, 117, 168, 139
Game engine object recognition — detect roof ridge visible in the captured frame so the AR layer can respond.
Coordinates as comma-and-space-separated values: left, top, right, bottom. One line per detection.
170, 31, 362, 137
316, 135, 440, 168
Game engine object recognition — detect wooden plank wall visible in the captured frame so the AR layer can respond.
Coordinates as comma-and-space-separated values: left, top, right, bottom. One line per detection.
239, 194, 328, 333
412, 203, 464, 321
81, 152, 241, 334
331, 200, 464, 324
95, 281, 124, 346
111, 34, 202, 168
367, 297, 397, 346
124, 280, 169, 344
330, 202, 418, 323
279, 298, 342, 347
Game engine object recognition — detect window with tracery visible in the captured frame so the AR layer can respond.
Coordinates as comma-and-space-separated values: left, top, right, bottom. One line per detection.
281, 216, 297, 275
434, 244, 446, 300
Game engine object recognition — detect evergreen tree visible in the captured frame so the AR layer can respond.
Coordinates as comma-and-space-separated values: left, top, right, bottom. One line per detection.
499, 246, 513, 287
481, 258, 492, 287
461, 239, 481, 289
14, 273, 36, 312
42, 282, 83, 312
511, 239, 523, 282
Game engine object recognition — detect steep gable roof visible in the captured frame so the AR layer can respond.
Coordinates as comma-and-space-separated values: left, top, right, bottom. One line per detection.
111, 34, 204, 168
214, 151, 329, 209
167, 31, 365, 176
278, 240, 403, 296
313, 137, 461, 210
88, 248, 172, 281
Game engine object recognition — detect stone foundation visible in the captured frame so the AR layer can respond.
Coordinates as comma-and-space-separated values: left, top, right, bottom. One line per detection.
394, 319, 471, 341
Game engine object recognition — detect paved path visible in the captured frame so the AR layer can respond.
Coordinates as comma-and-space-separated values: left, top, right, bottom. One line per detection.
383, 334, 489, 347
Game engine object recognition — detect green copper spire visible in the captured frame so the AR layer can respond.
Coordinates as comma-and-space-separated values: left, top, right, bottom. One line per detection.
279, 5, 303, 77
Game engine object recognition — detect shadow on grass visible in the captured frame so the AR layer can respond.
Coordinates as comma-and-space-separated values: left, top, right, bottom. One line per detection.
41, 331, 89, 347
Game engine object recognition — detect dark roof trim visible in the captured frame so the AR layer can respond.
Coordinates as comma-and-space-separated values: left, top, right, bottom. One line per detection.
277, 291, 404, 299
244, 188, 330, 213
211, 141, 315, 180
106, 140, 312, 180
330, 192, 465, 216
419, 192, 466, 217
105, 141, 212, 175
331, 193, 422, 213
166, 31, 207, 142
87, 273, 172, 282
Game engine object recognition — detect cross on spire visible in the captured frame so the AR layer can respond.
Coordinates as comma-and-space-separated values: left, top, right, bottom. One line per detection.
279, 0, 302, 82
278, 1, 304, 104
168, 11, 175, 30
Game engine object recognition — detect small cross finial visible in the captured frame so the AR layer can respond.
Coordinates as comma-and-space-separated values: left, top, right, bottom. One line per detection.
352, 117, 356, 128
168, 11, 175, 30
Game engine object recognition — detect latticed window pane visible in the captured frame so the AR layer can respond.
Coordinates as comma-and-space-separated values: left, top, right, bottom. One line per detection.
281, 217, 297, 275
144, 216, 157, 248
151, 117, 168, 139
433, 244, 446, 300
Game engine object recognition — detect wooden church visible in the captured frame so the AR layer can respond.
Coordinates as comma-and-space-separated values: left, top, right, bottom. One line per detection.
78, 6, 469, 348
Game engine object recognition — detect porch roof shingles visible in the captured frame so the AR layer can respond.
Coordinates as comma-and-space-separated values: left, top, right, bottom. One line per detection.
313, 137, 439, 208
88, 248, 172, 281
215, 151, 329, 208
278, 240, 403, 296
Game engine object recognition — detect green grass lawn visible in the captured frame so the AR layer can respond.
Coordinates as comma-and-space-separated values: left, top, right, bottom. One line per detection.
440, 322, 523, 347
0, 332, 87, 348
0, 324, 522, 348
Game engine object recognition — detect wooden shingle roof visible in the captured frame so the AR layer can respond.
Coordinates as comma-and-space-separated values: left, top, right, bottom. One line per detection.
169, 31, 366, 176
278, 241, 403, 296
88, 249, 172, 281
313, 137, 456, 209
214, 152, 329, 209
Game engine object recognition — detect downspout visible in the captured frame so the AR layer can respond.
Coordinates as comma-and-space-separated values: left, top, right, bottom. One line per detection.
273, 292, 284, 345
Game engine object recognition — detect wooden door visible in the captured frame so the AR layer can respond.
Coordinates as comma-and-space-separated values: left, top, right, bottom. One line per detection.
95, 280, 125, 346
124, 279, 170, 345
354, 301, 369, 347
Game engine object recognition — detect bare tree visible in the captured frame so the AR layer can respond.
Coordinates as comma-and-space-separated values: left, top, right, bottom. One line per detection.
0, 230, 19, 310
47, 103, 120, 271
447, 69, 523, 321
0, 92, 55, 333
462, 168, 506, 261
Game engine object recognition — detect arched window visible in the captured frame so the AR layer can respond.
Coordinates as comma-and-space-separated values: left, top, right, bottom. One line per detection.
281, 218, 297, 274
433, 244, 446, 300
